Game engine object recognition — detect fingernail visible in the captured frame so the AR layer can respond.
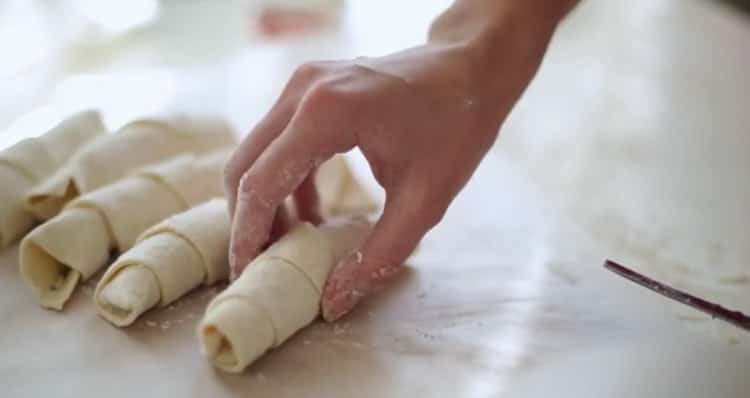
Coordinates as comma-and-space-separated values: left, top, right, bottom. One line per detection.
323, 290, 361, 322
321, 257, 401, 321
322, 268, 360, 321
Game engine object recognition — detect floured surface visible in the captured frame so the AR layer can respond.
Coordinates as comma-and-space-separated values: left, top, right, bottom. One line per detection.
2, 0, 750, 397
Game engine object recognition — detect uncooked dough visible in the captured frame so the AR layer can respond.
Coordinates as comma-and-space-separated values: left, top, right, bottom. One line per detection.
0, 110, 105, 247
24, 117, 235, 220
19, 150, 231, 310
198, 219, 370, 373
95, 199, 230, 326
316, 155, 378, 217
93, 154, 376, 326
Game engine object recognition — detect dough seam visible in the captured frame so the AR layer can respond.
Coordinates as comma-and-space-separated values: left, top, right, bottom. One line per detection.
0, 159, 38, 184
67, 203, 118, 255
140, 228, 212, 285
106, 261, 163, 307
138, 233, 198, 308
138, 173, 190, 210
211, 295, 281, 346
261, 256, 325, 296
70, 175, 186, 251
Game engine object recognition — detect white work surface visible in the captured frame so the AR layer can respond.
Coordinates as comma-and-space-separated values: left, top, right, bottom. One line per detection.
2, 1, 750, 397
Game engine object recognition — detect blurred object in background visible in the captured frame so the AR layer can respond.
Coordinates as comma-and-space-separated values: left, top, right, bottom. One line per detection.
249, 0, 344, 38
723, 0, 750, 14
72, 0, 160, 37
0, 0, 162, 80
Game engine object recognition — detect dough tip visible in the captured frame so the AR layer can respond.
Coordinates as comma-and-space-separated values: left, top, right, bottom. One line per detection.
39, 270, 81, 311
96, 266, 160, 327
20, 237, 81, 311
198, 299, 275, 373
199, 323, 242, 372
24, 179, 79, 221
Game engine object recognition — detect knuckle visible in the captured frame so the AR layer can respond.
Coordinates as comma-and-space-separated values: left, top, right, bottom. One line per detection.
342, 63, 370, 77
306, 81, 344, 106
416, 202, 448, 229
292, 62, 324, 83
410, 183, 451, 229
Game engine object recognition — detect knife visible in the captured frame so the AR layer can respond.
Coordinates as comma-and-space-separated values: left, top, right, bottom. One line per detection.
604, 259, 750, 332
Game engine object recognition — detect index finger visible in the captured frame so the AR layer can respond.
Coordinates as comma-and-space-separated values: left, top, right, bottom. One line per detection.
223, 100, 295, 217
229, 130, 323, 279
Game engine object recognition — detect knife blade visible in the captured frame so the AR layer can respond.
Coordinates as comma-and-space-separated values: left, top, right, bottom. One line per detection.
604, 259, 750, 332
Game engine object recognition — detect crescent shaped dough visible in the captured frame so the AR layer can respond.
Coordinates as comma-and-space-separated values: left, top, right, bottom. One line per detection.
198, 220, 370, 373
0, 111, 105, 247
19, 150, 230, 310
92, 156, 375, 327
316, 155, 378, 217
24, 117, 235, 220
95, 199, 230, 326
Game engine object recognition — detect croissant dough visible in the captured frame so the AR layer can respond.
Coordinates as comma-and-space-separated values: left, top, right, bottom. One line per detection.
19, 150, 231, 310
95, 199, 230, 326
198, 220, 370, 373
24, 117, 235, 220
93, 156, 374, 327
0, 111, 105, 247
316, 155, 378, 217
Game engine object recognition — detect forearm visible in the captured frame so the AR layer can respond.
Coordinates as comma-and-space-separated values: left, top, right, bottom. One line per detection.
426, 0, 578, 109
429, 0, 578, 44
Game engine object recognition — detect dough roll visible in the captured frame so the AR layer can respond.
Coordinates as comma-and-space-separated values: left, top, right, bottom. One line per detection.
24, 117, 235, 220
95, 199, 230, 326
92, 157, 375, 327
20, 150, 230, 310
0, 111, 105, 247
198, 220, 370, 373
316, 155, 378, 217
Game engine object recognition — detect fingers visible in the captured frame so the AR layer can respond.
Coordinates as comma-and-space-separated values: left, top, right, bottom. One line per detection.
268, 205, 293, 248
224, 62, 327, 216
227, 69, 359, 280
229, 131, 320, 279
229, 204, 291, 281
224, 102, 295, 217
321, 188, 447, 321
293, 172, 323, 225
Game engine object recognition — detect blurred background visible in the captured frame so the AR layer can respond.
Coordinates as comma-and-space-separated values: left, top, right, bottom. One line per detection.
0, 0, 454, 147
0, 0, 747, 144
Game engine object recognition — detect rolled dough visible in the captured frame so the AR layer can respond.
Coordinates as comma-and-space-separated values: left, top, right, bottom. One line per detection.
198, 220, 370, 373
93, 154, 376, 326
95, 199, 230, 326
316, 155, 378, 217
19, 150, 231, 310
0, 111, 105, 247
24, 117, 235, 220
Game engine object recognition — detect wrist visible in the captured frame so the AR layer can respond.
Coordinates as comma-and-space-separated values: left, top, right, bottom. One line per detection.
428, 1, 575, 108
429, 0, 574, 45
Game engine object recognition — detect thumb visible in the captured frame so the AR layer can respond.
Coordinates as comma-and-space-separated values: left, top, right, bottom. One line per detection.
321, 190, 445, 321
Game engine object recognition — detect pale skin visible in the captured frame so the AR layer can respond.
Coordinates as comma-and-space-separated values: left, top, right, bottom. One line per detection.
224, 0, 580, 322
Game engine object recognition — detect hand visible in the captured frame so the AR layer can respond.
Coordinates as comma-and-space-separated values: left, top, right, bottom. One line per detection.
224, 1, 567, 321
